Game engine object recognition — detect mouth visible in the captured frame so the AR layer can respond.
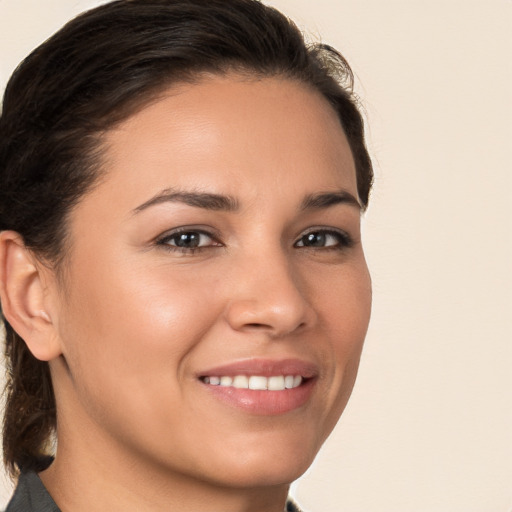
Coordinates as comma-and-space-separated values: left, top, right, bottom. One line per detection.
197, 359, 317, 415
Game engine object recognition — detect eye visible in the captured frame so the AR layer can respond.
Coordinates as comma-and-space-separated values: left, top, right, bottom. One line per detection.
157, 229, 221, 252
294, 229, 352, 249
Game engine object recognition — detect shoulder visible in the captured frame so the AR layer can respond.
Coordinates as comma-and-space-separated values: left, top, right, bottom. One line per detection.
5, 470, 60, 512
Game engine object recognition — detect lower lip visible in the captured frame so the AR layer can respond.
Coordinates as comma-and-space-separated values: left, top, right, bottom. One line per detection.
201, 379, 316, 415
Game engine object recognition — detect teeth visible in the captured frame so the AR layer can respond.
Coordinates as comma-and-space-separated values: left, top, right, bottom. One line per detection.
268, 376, 285, 391
232, 375, 249, 388
203, 375, 303, 390
220, 376, 233, 387
249, 376, 267, 390
284, 375, 295, 389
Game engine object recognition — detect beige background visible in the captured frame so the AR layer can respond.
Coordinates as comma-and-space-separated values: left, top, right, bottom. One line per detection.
1, 1, 511, 510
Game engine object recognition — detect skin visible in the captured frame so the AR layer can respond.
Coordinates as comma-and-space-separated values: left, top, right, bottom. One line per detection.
15, 75, 371, 511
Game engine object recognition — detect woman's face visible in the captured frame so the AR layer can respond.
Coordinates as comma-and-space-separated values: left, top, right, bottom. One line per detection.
48, 75, 371, 488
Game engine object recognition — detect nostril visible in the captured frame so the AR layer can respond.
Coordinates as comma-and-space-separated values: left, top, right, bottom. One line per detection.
246, 322, 269, 329
242, 321, 308, 338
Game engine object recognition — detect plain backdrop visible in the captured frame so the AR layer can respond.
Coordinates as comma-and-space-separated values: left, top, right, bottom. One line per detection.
1, 1, 511, 511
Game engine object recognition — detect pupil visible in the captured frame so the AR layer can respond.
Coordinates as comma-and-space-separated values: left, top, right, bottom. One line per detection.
176, 232, 200, 248
305, 232, 325, 246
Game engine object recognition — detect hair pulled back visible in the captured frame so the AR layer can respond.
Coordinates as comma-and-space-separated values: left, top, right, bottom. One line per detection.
0, 0, 373, 476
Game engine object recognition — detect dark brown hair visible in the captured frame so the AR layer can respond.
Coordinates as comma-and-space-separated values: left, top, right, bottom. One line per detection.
0, 0, 373, 476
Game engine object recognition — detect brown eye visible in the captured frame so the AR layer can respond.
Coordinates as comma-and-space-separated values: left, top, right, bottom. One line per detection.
170, 232, 203, 248
295, 230, 351, 249
158, 230, 220, 251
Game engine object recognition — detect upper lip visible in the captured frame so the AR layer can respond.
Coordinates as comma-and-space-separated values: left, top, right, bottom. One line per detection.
198, 358, 318, 379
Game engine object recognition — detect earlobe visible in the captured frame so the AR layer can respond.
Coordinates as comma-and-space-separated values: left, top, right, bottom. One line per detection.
0, 231, 62, 361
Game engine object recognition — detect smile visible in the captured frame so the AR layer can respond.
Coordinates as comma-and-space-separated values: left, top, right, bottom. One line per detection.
198, 360, 317, 415
201, 375, 303, 390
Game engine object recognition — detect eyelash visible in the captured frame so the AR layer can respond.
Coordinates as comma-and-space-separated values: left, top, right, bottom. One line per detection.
156, 227, 353, 254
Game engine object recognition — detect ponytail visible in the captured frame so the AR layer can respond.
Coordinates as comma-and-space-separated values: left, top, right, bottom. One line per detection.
2, 322, 56, 477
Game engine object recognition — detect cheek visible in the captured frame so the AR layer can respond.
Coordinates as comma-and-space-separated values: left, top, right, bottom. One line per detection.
333, 262, 371, 372
313, 255, 372, 347
313, 259, 371, 415
57, 257, 222, 409
68, 253, 220, 338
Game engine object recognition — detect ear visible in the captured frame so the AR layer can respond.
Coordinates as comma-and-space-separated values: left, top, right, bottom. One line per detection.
0, 231, 62, 361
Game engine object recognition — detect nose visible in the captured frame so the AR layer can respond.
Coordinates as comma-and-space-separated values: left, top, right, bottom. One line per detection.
224, 252, 317, 338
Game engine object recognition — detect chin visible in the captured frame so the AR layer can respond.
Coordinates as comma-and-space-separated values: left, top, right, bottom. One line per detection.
211, 456, 313, 490
199, 433, 322, 489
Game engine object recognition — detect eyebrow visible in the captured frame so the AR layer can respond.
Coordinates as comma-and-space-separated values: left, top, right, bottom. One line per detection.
133, 189, 240, 214
132, 188, 361, 215
300, 190, 362, 211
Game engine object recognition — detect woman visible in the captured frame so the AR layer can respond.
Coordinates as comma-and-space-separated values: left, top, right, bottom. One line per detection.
0, 0, 373, 510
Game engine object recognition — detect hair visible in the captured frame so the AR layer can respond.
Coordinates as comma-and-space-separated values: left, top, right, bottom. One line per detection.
0, 0, 373, 477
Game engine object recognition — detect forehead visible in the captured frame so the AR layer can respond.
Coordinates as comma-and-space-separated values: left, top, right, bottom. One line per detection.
92, 75, 358, 212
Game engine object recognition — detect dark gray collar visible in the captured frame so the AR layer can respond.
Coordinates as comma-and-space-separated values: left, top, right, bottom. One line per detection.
5, 471, 60, 512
